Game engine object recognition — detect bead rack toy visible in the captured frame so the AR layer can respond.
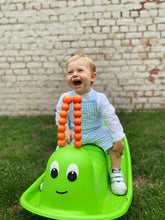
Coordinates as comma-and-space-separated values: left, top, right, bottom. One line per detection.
57, 95, 82, 148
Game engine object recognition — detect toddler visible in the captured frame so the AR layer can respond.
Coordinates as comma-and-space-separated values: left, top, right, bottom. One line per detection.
56, 54, 127, 195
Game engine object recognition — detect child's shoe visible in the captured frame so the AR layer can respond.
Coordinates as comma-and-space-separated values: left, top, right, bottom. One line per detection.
109, 168, 127, 195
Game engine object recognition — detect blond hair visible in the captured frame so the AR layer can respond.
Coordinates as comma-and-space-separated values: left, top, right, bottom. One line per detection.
66, 54, 96, 72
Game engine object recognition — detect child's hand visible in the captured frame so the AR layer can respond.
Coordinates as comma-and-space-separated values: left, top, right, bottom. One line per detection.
65, 126, 73, 144
111, 140, 124, 158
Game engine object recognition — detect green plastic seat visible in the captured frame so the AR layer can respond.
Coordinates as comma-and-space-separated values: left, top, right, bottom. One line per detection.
20, 136, 133, 219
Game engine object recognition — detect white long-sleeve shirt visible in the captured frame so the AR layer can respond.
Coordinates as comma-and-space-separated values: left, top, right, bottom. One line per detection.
56, 89, 125, 151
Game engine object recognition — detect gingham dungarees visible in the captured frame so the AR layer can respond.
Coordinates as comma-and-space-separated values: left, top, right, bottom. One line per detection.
68, 90, 114, 152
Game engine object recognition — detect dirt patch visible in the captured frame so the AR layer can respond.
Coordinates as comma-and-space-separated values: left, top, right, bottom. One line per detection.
45, 148, 55, 158
133, 177, 150, 188
7, 204, 24, 214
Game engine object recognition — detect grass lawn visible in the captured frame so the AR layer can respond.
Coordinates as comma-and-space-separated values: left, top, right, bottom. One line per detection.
0, 112, 165, 220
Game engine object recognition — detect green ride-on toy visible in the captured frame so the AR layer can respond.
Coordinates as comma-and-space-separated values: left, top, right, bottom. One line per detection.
20, 95, 133, 219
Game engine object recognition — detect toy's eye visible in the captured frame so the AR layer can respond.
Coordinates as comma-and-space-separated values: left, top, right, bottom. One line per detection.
50, 161, 59, 179
67, 164, 79, 182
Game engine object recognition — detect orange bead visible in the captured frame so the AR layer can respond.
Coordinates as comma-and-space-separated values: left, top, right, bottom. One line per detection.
61, 103, 69, 111
74, 141, 82, 148
73, 103, 81, 111
73, 118, 82, 125
58, 140, 66, 147
63, 95, 73, 104
73, 95, 82, 104
73, 110, 81, 118
73, 126, 82, 133
59, 118, 67, 125
60, 110, 68, 118
58, 125, 66, 132
74, 133, 82, 141
57, 132, 65, 140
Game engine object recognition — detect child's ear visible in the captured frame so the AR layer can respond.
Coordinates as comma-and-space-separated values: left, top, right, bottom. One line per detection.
91, 72, 97, 83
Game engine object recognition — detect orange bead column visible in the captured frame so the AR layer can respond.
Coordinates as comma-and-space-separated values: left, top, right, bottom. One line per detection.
57, 95, 73, 147
73, 95, 82, 148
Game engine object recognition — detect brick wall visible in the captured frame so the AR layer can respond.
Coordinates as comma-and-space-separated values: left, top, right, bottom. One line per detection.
0, 0, 165, 116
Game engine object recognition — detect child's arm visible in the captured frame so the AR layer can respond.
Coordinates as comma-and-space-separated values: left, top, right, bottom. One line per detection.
65, 126, 73, 144
98, 93, 125, 142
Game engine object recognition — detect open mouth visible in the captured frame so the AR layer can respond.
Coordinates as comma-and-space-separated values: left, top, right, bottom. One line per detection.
73, 80, 82, 87
56, 191, 68, 194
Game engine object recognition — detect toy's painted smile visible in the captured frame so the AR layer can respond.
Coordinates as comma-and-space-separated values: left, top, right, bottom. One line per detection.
56, 191, 68, 194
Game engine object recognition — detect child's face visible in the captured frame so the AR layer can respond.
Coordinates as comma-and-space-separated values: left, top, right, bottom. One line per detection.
66, 59, 97, 95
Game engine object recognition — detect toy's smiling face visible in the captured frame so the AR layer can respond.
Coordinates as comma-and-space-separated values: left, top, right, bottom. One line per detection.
50, 161, 79, 195
39, 145, 97, 212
